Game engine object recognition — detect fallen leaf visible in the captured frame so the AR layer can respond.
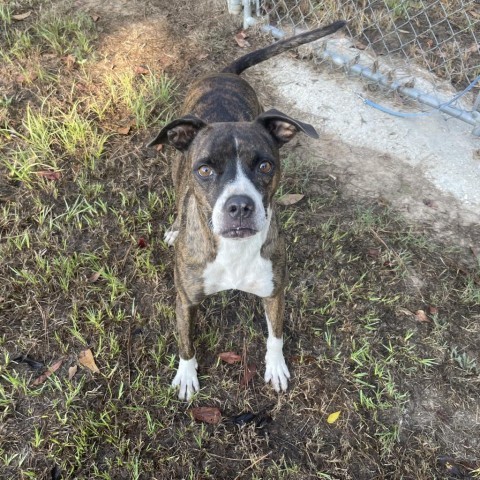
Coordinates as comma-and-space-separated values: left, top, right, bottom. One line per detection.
78, 349, 100, 373
88, 271, 101, 283
190, 407, 222, 424
12, 11, 32, 21
235, 31, 250, 48
219, 351, 242, 364
90, 14, 100, 22
396, 307, 414, 317
68, 364, 78, 380
428, 305, 438, 315
327, 410, 341, 424
36, 170, 61, 181
134, 65, 149, 75
240, 363, 256, 387
137, 237, 148, 248
277, 193, 305, 206
155, 144, 163, 152
117, 126, 131, 135
415, 309, 429, 323
236, 30, 248, 39
31, 358, 64, 386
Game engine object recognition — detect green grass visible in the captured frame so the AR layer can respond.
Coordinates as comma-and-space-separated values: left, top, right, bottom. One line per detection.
1, 4, 96, 61
0, 1, 479, 479
101, 70, 176, 128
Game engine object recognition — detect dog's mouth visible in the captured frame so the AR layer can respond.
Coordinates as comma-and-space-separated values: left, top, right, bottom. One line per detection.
220, 227, 258, 239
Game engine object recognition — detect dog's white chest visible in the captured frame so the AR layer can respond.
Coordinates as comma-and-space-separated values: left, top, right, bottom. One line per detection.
202, 236, 274, 297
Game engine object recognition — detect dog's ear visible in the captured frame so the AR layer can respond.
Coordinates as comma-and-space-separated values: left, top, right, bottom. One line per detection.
256, 108, 319, 145
147, 116, 207, 151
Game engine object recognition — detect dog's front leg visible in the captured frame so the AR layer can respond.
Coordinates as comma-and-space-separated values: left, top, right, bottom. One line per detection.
263, 292, 290, 392
171, 293, 199, 400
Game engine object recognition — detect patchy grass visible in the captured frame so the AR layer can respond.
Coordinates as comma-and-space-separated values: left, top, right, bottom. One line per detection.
1, 1, 480, 479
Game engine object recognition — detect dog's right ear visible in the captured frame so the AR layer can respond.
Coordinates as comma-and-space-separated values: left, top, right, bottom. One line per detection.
147, 116, 207, 151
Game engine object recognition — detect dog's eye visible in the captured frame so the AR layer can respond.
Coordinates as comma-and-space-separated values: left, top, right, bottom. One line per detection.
197, 165, 214, 177
258, 161, 273, 174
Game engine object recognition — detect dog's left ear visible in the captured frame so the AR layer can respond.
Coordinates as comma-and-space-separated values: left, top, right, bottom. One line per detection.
147, 115, 207, 151
256, 108, 319, 145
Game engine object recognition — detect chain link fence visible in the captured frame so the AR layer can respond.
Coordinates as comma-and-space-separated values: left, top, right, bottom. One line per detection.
233, 0, 480, 133
262, 0, 480, 88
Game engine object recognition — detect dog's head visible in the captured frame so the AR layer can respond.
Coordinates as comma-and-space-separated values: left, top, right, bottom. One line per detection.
148, 109, 318, 239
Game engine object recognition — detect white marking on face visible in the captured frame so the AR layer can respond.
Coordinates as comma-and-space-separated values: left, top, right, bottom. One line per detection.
203, 208, 274, 296
211, 136, 268, 235
171, 357, 199, 400
264, 314, 290, 392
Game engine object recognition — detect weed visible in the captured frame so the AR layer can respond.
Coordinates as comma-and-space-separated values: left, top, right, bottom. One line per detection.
450, 346, 478, 374
101, 70, 176, 128
0, 4, 12, 26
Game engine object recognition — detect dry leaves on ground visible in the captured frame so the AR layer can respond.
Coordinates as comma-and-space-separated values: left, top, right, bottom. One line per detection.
277, 194, 305, 206
31, 358, 64, 386
415, 310, 430, 323
219, 351, 242, 364
327, 411, 341, 424
234, 31, 250, 48
116, 126, 131, 135
68, 365, 78, 380
78, 349, 100, 373
12, 11, 32, 21
190, 407, 222, 425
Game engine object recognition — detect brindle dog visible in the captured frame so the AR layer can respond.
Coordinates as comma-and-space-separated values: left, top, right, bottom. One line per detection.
148, 21, 346, 400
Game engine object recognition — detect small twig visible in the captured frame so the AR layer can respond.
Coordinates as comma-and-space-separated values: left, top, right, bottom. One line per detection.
234, 451, 272, 480
204, 451, 252, 462
370, 228, 404, 266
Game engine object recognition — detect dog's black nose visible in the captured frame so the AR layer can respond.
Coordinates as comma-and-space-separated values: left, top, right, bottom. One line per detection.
225, 195, 255, 219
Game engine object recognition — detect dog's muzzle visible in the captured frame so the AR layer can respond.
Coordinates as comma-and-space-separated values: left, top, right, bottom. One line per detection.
220, 195, 258, 238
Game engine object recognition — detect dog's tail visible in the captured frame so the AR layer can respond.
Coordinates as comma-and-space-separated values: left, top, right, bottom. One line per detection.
222, 20, 346, 75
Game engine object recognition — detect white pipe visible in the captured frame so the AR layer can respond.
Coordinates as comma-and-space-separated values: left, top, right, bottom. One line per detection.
321, 49, 480, 129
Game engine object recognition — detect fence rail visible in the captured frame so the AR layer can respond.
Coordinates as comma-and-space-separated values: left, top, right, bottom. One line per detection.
231, 0, 480, 134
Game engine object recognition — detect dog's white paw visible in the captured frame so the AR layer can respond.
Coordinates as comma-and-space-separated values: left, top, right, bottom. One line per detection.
264, 337, 290, 392
164, 229, 179, 246
172, 357, 199, 400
